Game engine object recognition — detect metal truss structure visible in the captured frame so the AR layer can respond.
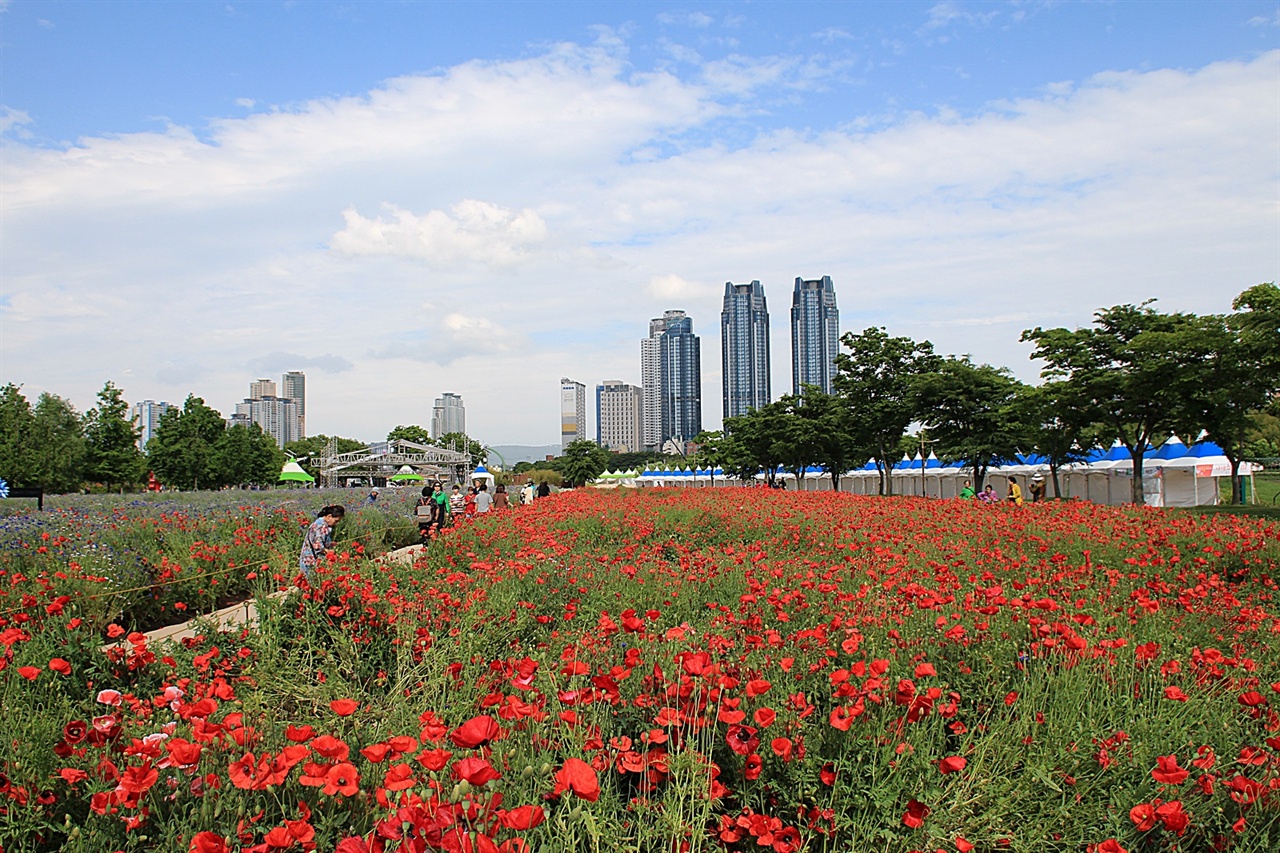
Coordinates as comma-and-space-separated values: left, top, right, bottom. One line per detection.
319, 439, 473, 486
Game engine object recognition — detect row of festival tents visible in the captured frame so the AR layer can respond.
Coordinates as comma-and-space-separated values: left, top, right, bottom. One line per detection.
631, 438, 1254, 507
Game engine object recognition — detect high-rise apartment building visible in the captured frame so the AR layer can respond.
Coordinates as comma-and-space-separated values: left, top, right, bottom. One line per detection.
281, 371, 306, 438
232, 396, 300, 448
791, 276, 840, 395
640, 316, 669, 450
658, 312, 702, 447
560, 378, 587, 451
596, 381, 643, 452
721, 280, 771, 419
250, 379, 277, 400
131, 399, 173, 451
431, 393, 466, 438
232, 379, 301, 448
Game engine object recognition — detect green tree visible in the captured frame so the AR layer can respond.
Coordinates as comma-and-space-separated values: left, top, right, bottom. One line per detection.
1016, 381, 1098, 499
1023, 303, 1208, 505
83, 381, 145, 491
789, 386, 865, 491
723, 399, 797, 486
210, 423, 282, 487
147, 395, 226, 490
434, 432, 485, 463
913, 358, 1028, 492
0, 383, 36, 487
1196, 284, 1280, 502
833, 327, 940, 495
387, 424, 433, 445
28, 393, 86, 493
559, 439, 610, 487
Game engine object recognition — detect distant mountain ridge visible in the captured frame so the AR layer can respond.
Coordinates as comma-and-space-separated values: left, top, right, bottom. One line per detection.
486, 444, 561, 466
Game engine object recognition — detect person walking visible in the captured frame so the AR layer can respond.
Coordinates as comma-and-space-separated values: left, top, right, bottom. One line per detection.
521, 482, 535, 505
464, 486, 478, 518
536, 481, 551, 499
432, 481, 450, 530
415, 485, 435, 543
1030, 476, 1047, 502
1006, 476, 1024, 506
449, 484, 465, 518
493, 484, 511, 510
474, 482, 494, 514
300, 505, 345, 577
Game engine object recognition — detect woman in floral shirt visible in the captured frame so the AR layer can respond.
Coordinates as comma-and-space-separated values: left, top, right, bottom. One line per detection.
299, 505, 345, 576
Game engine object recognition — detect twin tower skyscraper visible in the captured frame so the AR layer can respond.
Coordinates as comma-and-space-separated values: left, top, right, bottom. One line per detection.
636, 276, 839, 452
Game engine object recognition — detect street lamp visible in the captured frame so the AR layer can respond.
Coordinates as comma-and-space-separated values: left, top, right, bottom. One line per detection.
919, 435, 936, 498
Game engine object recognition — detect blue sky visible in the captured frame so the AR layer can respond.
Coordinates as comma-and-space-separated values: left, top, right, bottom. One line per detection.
2, 1, 1278, 445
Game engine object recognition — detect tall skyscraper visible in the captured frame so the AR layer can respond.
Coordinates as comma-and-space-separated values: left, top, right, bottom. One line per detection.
721, 280, 771, 419
250, 379, 277, 400
131, 400, 173, 451
596, 381, 643, 452
560, 378, 586, 451
791, 276, 840, 395
658, 311, 701, 447
281, 371, 306, 438
640, 315, 669, 450
431, 393, 466, 438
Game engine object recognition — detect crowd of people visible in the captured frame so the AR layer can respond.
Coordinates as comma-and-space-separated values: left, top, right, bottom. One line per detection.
958, 475, 1047, 505
414, 479, 550, 543
299, 478, 558, 573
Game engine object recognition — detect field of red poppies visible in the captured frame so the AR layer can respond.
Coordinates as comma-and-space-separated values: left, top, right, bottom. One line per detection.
1, 489, 1278, 852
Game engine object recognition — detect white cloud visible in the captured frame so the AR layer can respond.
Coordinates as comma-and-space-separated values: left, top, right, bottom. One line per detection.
647, 274, 700, 299
0, 106, 32, 134
330, 201, 548, 267
1, 40, 1275, 443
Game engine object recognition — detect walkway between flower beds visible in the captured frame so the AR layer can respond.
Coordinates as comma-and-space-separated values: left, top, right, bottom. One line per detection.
132, 543, 427, 646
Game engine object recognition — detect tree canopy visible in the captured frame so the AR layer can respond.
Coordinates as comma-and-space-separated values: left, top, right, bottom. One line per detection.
83, 382, 145, 491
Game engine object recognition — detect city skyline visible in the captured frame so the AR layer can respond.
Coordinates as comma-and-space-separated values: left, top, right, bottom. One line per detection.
3, 3, 1275, 445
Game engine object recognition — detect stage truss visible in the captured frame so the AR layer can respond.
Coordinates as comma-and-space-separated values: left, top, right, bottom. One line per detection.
319, 439, 473, 486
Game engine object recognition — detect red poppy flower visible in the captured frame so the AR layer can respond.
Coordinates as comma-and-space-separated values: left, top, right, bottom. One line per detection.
1155, 800, 1189, 836
770, 737, 793, 761
743, 753, 762, 780
753, 707, 776, 728
58, 768, 88, 785
501, 804, 547, 830
322, 762, 360, 797
118, 759, 158, 795
1163, 686, 1189, 702
450, 715, 502, 749
1092, 841, 1128, 853
416, 748, 453, 771
188, 831, 229, 853
901, 799, 929, 828
383, 763, 416, 791
48, 658, 71, 675
17, 666, 40, 681
726, 724, 759, 756
285, 725, 315, 743
312, 735, 350, 761
453, 756, 501, 786
553, 757, 600, 802
1152, 754, 1189, 785
938, 756, 967, 775
330, 698, 359, 716
1129, 802, 1157, 831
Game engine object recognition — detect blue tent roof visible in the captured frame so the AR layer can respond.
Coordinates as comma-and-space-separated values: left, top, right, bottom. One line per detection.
924, 453, 942, 469
1183, 441, 1227, 459
1147, 437, 1188, 462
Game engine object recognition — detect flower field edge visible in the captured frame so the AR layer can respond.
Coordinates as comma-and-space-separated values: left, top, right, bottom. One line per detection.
1, 488, 1278, 852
